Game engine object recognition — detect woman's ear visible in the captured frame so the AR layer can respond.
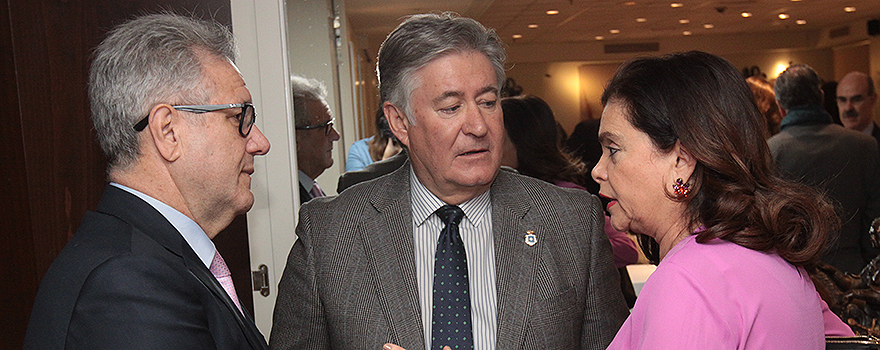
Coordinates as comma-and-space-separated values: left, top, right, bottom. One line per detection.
148, 104, 182, 162
673, 140, 697, 181
384, 102, 410, 148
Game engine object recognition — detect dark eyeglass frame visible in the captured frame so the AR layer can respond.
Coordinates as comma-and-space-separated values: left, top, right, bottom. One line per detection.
133, 103, 257, 137
295, 117, 335, 136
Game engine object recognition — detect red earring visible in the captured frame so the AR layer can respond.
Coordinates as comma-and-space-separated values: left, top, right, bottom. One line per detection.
673, 178, 690, 199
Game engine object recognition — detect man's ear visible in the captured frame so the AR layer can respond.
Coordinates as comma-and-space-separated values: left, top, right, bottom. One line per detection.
384, 101, 410, 148
148, 104, 182, 162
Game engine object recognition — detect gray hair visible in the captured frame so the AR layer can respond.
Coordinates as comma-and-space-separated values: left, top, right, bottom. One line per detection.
89, 13, 236, 170
774, 64, 823, 110
377, 12, 506, 120
290, 75, 328, 127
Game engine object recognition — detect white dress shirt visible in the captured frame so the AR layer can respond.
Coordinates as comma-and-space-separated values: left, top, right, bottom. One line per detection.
410, 168, 497, 350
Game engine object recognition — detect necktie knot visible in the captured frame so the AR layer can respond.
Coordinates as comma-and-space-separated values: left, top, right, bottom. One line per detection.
210, 250, 243, 314
309, 181, 325, 198
435, 205, 464, 227
209, 250, 231, 278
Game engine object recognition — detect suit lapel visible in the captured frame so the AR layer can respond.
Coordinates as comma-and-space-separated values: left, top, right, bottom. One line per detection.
490, 172, 539, 349
98, 185, 267, 350
185, 250, 268, 350
362, 165, 426, 349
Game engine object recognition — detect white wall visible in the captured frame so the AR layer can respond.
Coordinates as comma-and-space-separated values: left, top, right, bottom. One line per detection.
231, 0, 297, 336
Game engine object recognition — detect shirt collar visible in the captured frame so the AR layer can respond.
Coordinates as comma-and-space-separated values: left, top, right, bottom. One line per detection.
110, 182, 215, 268
298, 170, 315, 192
409, 166, 491, 229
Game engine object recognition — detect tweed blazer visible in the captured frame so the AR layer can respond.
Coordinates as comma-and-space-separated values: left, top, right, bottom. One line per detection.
269, 163, 629, 350
24, 185, 268, 350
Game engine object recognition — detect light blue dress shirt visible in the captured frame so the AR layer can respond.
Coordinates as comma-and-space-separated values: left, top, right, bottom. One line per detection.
110, 182, 215, 268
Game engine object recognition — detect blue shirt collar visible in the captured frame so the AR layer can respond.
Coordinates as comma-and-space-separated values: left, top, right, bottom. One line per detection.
110, 182, 215, 268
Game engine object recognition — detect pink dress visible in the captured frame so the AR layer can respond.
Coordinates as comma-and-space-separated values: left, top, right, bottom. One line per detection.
607, 234, 853, 350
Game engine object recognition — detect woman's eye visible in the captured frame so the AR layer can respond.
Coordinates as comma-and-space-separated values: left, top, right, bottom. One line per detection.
605, 146, 619, 156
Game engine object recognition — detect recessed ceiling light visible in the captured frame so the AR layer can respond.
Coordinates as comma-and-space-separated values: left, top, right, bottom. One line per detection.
595, 35, 605, 40
546, 10, 560, 15
704, 23, 714, 29
625, 1, 636, 5
683, 31, 692, 35
636, 17, 647, 23
679, 19, 690, 24
741, 12, 752, 18
844, 7, 856, 12
671, 3, 683, 8
610, 29, 621, 34
512, 34, 523, 39
778, 13, 789, 19
791, 0, 801, 2
796, 19, 807, 25
528, 24, 539, 29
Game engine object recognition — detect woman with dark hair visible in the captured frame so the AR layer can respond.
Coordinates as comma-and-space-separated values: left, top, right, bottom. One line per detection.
501, 95, 639, 269
593, 51, 853, 348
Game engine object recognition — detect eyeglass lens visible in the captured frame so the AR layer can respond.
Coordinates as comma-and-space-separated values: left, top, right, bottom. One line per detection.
240, 104, 256, 137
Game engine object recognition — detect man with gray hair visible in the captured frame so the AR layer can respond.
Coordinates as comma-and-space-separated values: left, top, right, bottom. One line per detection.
292, 75, 340, 204
769, 64, 880, 274
270, 13, 628, 350
24, 13, 270, 350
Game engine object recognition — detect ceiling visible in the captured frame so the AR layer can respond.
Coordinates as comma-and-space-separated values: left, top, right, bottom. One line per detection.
345, 0, 880, 51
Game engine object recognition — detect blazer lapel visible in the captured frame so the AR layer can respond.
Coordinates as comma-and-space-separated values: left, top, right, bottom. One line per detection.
490, 172, 540, 349
362, 164, 426, 349
185, 251, 268, 350
98, 185, 267, 350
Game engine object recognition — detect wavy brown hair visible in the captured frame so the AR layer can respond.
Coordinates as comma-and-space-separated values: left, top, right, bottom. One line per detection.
501, 95, 588, 186
602, 51, 837, 265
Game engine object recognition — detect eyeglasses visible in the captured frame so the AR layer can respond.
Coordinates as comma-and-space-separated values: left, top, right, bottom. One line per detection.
133, 103, 257, 137
295, 117, 335, 136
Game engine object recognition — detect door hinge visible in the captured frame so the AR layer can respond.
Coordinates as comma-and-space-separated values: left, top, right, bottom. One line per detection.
252, 264, 270, 297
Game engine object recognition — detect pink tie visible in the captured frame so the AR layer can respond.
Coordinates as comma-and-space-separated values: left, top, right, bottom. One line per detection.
309, 181, 325, 198
210, 250, 243, 314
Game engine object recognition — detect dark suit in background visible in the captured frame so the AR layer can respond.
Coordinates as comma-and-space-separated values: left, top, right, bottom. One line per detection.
270, 164, 629, 349
771, 64, 880, 273
25, 186, 267, 350
337, 151, 408, 193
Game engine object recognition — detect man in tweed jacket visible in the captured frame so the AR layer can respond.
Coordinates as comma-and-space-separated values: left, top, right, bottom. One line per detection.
269, 13, 628, 350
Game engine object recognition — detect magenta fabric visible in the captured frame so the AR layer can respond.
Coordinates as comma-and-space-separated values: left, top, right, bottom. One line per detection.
553, 180, 639, 267
607, 234, 853, 350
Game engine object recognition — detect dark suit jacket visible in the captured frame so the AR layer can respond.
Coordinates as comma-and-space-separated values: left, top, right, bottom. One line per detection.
770, 116, 880, 273
300, 182, 312, 205
872, 122, 880, 155
24, 185, 268, 350
336, 151, 408, 193
270, 164, 629, 350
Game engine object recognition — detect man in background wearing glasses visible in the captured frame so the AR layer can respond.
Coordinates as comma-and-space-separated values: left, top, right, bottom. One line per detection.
24, 13, 270, 350
292, 75, 340, 204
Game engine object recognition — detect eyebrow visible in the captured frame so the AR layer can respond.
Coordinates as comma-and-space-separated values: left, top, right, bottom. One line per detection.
431, 85, 499, 105
597, 131, 614, 145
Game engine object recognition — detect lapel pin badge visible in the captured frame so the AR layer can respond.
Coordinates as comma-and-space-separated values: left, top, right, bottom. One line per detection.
525, 230, 538, 246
